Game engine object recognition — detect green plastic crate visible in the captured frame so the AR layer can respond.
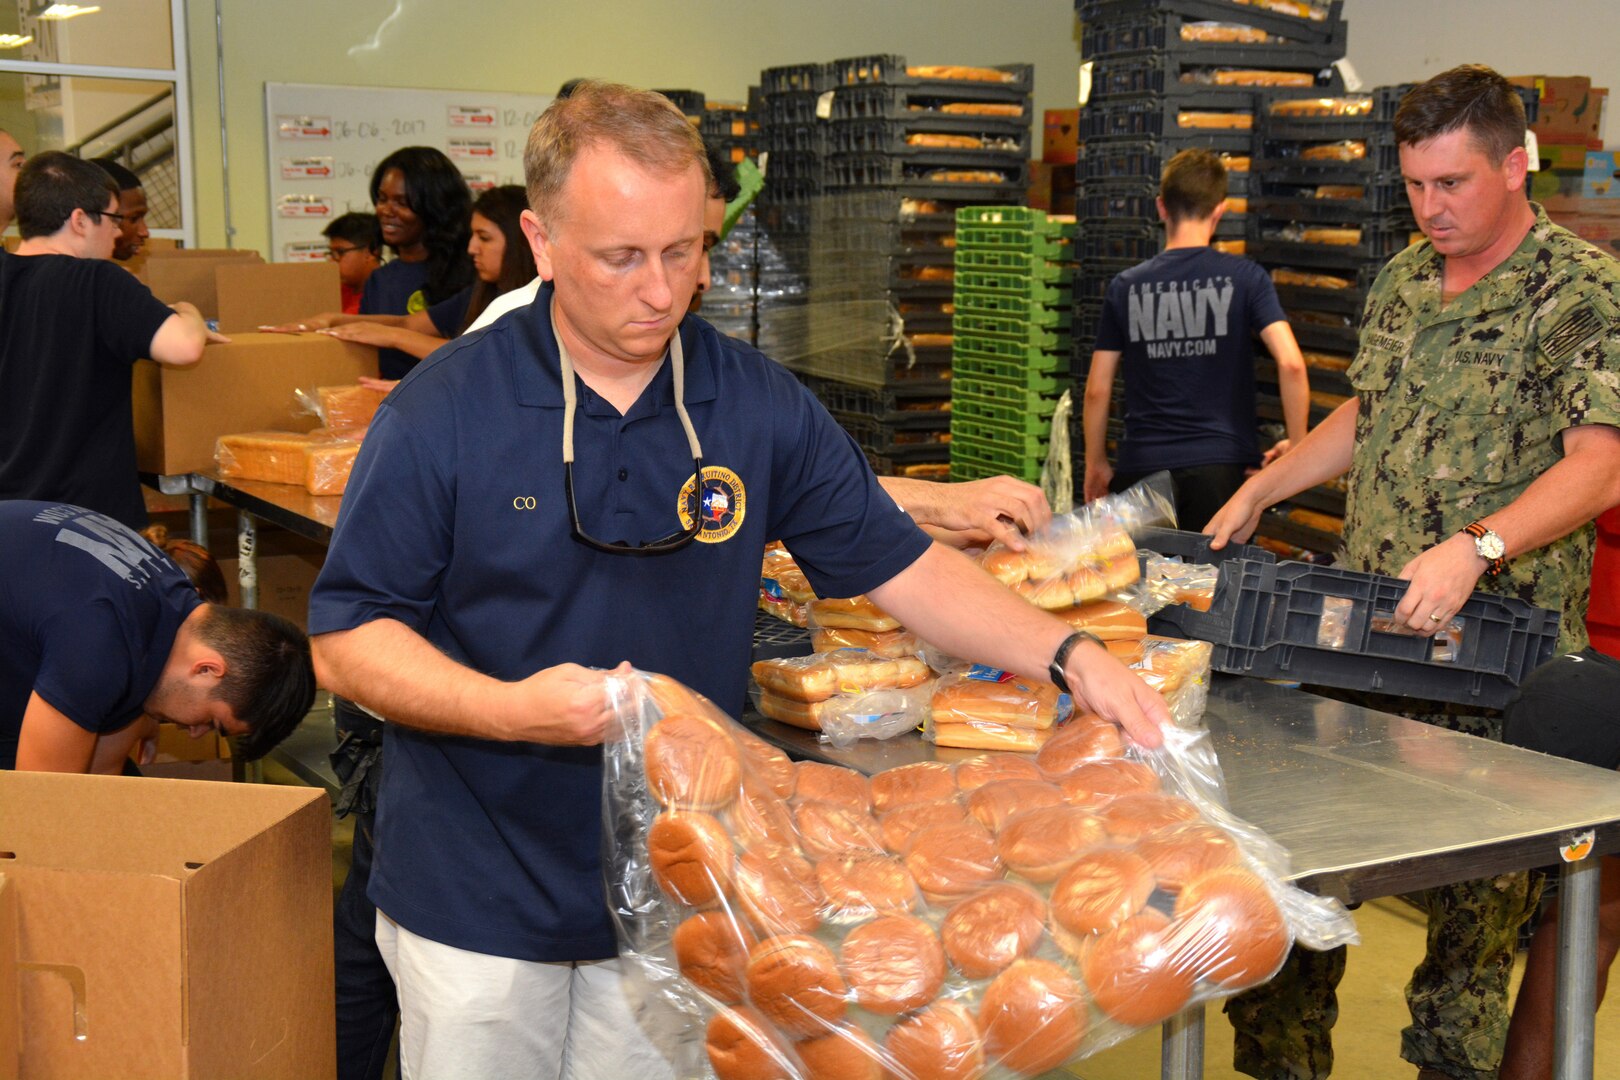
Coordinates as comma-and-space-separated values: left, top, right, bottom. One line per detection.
951, 439, 1047, 480
952, 369, 1069, 405
952, 312, 1068, 350
952, 289, 1072, 327
950, 416, 1053, 456
954, 334, 1068, 368
955, 225, 1072, 259
950, 459, 1006, 482
954, 269, 1071, 304
955, 206, 1071, 232
954, 248, 1075, 281
952, 389, 1061, 430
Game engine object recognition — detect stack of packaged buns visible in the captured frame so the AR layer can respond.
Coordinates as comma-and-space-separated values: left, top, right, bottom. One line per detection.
603, 670, 1354, 1079
751, 649, 931, 731
976, 523, 1139, 611
760, 547, 817, 627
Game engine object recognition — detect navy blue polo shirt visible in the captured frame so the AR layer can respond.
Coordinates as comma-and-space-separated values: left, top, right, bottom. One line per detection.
309, 283, 930, 962
0, 502, 200, 768
359, 259, 431, 379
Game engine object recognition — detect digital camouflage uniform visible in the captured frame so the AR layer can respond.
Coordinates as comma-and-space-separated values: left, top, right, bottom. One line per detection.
1228, 204, 1620, 1080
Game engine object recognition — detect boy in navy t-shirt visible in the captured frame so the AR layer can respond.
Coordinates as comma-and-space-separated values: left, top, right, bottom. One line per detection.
1083, 148, 1309, 529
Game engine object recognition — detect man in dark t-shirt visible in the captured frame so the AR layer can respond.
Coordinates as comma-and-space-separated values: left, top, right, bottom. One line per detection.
1084, 148, 1310, 530
0, 501, 317, 772
0, 152, 221, 529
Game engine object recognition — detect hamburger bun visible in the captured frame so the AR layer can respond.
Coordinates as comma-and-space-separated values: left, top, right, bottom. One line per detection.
1171, 866, 1290, 988
645, 672, 710, 717
1035, 715, 1126, 779
706, 1006, 795, 1080
980, 958, 1088, 1075
903, 820, 1004, 904
997, 804, 1109, 883
871, 761, 958, 813
807, 595, 901, 632
883, 1000, 986, 1080
839, 914, 947, 1015
941, 882, 1047, 979
794, 800, 886, 860
1052, 600, 1148, 641
647, 810, 734, 908
953, 752, 1043, 792
745, 934, 849, 1038
1058, 759, 1162, 808
1014, 575, 1076, 610
794, 762, 872, 813
645, 712, 741, 811
815, 853, 919, 917
796, 1025, 884, 1080
736, 730, 797, 799
735, 844, 824, 935
1050, 849, 1155, 936
674, 911, 757, 1004
930, 719, 1053, 753
1135, 822, 1243, 894
879, 798, 969, 854
978, 547, 1030, 585
932, 677, 1068, 731
1082, 910, 1197, 1027
727, 778, 800, 851
1099, 793, 1201, 844
967, 778, 1066, 834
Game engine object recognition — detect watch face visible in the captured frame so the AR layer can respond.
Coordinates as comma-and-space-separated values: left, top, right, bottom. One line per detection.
1477, 531, 1506, 560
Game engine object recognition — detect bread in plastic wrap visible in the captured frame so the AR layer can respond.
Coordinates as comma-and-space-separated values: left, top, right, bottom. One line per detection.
602, 667, 1358, 1079
1181, 20, 1270, 42
808, 596, 902, 632
304, 440, 359, 496
1300, 139, 1367, 161
1268, 96, 1374, 117
317, 384, 387, 431
1178, 110, 1253, 130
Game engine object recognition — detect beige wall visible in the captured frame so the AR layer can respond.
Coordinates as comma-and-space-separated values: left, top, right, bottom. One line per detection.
185, 0, 1082, 255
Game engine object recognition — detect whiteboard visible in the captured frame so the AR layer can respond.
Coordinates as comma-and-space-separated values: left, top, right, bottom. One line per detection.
263, 82, 552, 264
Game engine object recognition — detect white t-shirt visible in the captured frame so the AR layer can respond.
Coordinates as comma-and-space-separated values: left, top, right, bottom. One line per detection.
464, 277, 542, 334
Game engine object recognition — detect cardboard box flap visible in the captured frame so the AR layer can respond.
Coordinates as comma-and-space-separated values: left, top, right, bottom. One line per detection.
216, 263, 342, 334
17, 868, 183, 1077
144, 252, 266, 322
0, 773, 321, 875
0, 875, 16, 1080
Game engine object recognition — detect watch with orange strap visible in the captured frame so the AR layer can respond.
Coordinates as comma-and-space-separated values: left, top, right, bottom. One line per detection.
1462, 521, 1507, 577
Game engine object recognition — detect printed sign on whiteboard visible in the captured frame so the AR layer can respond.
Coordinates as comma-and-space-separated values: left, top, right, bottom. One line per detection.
462, 171, 499, 193
283, 240, 329, 263
277, 115, 333, 140
447, 137, 498, 161
277, 194, 336, 219
449, 105, 498, 128
281, 156, 334, 180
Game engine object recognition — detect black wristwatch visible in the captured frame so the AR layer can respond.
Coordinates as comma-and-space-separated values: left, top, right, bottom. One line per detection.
1048, 630, 1104, 694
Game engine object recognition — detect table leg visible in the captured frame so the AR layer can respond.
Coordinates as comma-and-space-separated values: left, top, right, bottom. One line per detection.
1553, 855, 1600, 1080
237, 511, 258, 610
1162, 1003, 1205, 1080
189, 493, 208, 548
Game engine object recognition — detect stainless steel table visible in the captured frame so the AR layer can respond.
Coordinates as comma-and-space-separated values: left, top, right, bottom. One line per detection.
747, 676, 1620, 1080
138, 470, 212, 547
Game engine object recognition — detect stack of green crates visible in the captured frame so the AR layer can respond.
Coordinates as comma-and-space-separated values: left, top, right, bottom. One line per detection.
950, 207, 1076, 483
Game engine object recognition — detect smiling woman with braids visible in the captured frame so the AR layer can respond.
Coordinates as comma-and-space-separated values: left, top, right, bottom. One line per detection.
267, 146, 474, 379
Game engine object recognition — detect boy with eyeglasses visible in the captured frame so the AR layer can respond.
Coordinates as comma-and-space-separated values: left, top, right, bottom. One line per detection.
323, 211, 383, 315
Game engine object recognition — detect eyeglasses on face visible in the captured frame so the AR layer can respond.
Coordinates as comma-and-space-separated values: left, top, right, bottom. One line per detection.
91, 209, 127, 225
326, 245, 366, 261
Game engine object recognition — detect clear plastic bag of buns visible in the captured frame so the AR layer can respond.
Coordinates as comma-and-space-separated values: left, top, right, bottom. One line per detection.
602, 668, 1358, 1080
760, 548, 816, 626
1140, 556, 1221, 616
752, 683, 934, 748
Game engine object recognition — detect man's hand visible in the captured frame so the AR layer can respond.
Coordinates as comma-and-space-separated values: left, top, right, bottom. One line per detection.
1063, 640, 1169, 749
321, 323, 399, 349
1260, 439, 1293, 468
500, 661, 630, 746
1392, 534, 1487, 635
881, 475, 1051, 552
1203, 486, 1267, 549
1083, 460, 1114, 504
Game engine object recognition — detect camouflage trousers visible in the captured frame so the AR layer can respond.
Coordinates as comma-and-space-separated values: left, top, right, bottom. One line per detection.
1225, 691, 1542, 1079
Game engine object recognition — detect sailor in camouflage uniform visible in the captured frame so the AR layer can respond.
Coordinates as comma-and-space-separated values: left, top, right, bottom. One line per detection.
1207, 65, 1620, 1079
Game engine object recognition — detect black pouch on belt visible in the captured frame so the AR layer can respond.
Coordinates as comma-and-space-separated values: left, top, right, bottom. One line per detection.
330, 696, 385, 819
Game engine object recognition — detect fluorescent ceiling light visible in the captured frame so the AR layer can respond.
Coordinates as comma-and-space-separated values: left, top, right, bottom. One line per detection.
38, 4, 101, 20
0, 34, 32, 47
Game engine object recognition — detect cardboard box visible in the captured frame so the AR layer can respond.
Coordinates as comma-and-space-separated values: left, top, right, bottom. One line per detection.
132, 333, 376, 476
217, 531, 326, 631
142, 251, 264, 321
216, 263, 342, 333
1509, 75, 1607, 143
1043, 108, 1078, 165
0, 771, 334, 1078
1583, 151, 1620, 198
135, 723, 236, 783
0, 875, 15, 1080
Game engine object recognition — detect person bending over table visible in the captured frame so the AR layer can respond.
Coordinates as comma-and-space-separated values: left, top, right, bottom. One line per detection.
0, 501, 315, 775
309, 81, 1167, 1080
1206, 66, 1620, 1080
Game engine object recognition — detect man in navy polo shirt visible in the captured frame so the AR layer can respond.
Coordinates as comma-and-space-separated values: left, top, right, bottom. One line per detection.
309, 80, 1169, 1080
0, 501, 316, 773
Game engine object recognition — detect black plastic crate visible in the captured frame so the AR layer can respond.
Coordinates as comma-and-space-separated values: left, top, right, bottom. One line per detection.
1081, 135, 1256, 183
1368, 81, 1536, 126
1081, 8, 1346, 59
700, 109, 761, 140
1284, 484, 1348, 518
1271, 280, 1371, 317
1136, 525, 1276, 573
1078, 219, 1161, 261
1255, 355, 1352, 397
1247, 218, 1419, 267
825, 152, 1028, 197
1076, 258, 1137, 303
1082, 90, 1261, 140
1254, 132, 1401, 176
1286, 317, 1359, 353
1149, 558, 1560, 709
835, 412, 954, 461
1089, 52, 1338, 100
826, 118, 1031, 159
653, 89, 706, 115
1260, 112, 1382, 143
1078, 0, 1347, 45
1080, 178, 1160, 220
765, 91, 826, 129
762, 63, 831, 95
764, 124, 826, 154
829, 55, 1034, 98
1248, 186, 1410, 221
827, 83, 1033, 125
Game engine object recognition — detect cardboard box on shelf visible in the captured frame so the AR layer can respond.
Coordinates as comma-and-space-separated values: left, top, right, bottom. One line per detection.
136, 722, 235, 783
216, 263, 342, 333
1583, 151, 1620, 198
1509, 75, 1607, 144
132, 333, 376, 476
0, 771, 334, 1078
217, 529, 326, 631
141, 250, 264, 320
1043, 108, 1078, 164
